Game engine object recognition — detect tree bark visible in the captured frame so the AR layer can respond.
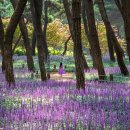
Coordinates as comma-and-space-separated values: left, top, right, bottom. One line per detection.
82, 54, 89, 70
72, 0, 85, 89
19, 17, 35, 71
63, 0, 73, 33
4, 0, 27, 85
96, 0, 116, 62
107, 33, 115, 61
94, 0, 114, 62
32, 29, 36, 56
62, 35, 71, 56
85, 0, 106, 80
11, 0, 35, 72
44, 0, 50, 77
43, 0, 49, 61
82, 0, 96, 68
63, 0, 89, 70
115, 0, 130, 62
30, 0, 47, 81
0, 15, 5, 72
121, 1, 130, 62
30, 0, 37, 56
97, 0, 129, 76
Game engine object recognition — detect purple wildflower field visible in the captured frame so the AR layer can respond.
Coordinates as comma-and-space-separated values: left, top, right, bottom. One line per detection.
0, 56, 130, 129
1, 80, 130, 129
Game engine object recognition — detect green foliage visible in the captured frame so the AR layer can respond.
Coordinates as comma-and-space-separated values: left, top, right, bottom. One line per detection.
2, 18, 124, 56
49, 48, 62, 55
47, 19, 70, 48
48, 0, 64, 21
14, 47, 25, 56
0, 0, 123, 38
0, 0, 13, 17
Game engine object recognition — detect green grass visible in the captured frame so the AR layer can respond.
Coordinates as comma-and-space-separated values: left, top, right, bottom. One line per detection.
12, 56, 130, 83
13, 56, 130, 72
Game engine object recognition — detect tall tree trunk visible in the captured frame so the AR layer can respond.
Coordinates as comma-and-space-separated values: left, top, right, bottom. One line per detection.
121, 1, 130, 62
94, 0, 115, 62
4, 0, 27, 85
19, 17, 35, 71
63, 0, 73, 33
30, 0, 47, 81
43, 0, 49, 61
114, 0, 130, 62
63, 0, 89, 70
97, 0, 129, 76
11, 0, 35, 72
82, 0, 96, 68
83, 0, 114, 64
107, 34, 115, 61
44, 0, 50, 78
30, 0, 37, 56
32, 29, 36, 56
72, 0, 85, 89
82, 54, 89, 70
0, 15, 5, 72
85, 0, 105, 80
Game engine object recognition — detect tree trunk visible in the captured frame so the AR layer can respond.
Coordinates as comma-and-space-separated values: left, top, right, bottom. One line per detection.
30, 0, 37, 56
32, 29, 36, 56
82, 0, 96, 68
19, 17, 35, 71
62, 35, 71, 56
63, 0, 73, 33
11, 0, 35, 72
85, 0, 105, 80
107, 33, 115, 61
30, 0, 47, 81
121, 1, 130, 62
63, 0, 89, 71
97, 0, 129, 76
114, 0, 130, 62
44, 0, 50, 77
43, 0, 49, 61
95, 0, 115, 62
4, 0, 27, 85
82, 54, 89, 70
0, 15, 5, 72
72, 0, 85, 89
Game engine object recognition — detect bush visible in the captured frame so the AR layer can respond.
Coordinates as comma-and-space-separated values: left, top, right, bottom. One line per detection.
14, 47, 25, 56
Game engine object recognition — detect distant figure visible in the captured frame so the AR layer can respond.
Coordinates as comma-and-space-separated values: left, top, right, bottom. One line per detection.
58, 62, 65, 78
53, 64, 57, 72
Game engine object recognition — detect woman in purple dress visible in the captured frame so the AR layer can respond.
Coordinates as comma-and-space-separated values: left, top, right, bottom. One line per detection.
58, 62, 65, 78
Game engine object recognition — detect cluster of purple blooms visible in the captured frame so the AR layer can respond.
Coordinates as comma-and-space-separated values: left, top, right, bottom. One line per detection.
85, 66, 130, 75
0, 55, 130, 129
0, 79, 130, 129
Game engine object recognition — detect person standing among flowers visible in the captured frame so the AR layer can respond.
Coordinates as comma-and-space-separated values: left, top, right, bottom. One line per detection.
58, 62, 65, 78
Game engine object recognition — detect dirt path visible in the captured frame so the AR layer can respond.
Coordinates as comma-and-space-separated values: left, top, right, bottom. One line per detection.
50, 72, 74, 80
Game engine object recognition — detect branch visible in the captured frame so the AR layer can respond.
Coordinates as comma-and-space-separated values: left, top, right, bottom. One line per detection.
12, 19, 28, 54
62, 35, 71, 56
12, 34, 22, 54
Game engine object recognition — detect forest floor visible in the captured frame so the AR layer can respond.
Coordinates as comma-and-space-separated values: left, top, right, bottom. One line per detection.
1, 55, 130, 129
50, 72, 73, 80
